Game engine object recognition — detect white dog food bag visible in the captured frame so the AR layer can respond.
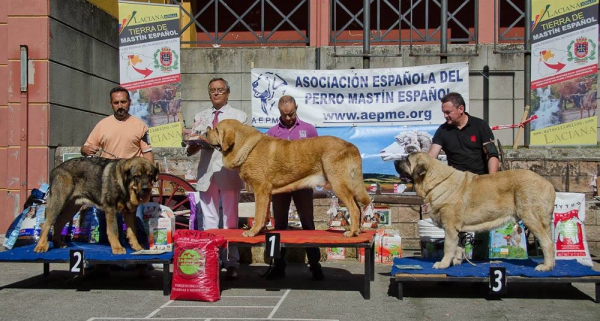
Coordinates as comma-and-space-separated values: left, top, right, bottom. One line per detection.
138, 202, 176, 252
553, 192, 593, 267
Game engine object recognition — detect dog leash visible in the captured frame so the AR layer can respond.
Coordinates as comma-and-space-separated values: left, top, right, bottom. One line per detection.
259, 258, 275, 278
98, 148, 120, 159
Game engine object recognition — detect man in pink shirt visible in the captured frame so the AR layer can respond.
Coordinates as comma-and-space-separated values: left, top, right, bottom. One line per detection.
264, 95, 323, 281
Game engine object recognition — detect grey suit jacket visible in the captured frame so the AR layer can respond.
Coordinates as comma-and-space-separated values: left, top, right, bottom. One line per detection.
192, 104, 248, 192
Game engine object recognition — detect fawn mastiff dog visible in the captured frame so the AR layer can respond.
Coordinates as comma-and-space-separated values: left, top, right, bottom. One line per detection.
34, 157, 159, 254
395, 152, 556, 271
205, 119, 371, 237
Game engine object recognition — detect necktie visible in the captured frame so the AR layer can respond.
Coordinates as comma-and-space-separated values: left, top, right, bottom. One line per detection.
212, 110, 220, 128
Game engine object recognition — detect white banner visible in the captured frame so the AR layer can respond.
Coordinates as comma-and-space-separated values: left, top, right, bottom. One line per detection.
251, 62, 469, 128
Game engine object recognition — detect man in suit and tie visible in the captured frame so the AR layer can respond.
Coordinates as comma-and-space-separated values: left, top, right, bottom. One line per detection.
186, 77, 248, 280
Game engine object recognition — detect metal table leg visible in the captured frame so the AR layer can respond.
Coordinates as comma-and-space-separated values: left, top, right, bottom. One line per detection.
163, 263, 171, 296
396, 280, 404, 300
369, 243, 375, 281
364, 245, 371, 300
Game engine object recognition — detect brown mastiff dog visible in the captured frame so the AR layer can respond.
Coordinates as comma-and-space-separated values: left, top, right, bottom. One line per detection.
395, 152, 556, 271
34, 157, 159, 254
205, 119, 371, 237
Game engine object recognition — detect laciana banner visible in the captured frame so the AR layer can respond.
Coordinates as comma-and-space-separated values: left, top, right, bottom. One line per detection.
530, 0, 598, 146
118, 1, 182, 147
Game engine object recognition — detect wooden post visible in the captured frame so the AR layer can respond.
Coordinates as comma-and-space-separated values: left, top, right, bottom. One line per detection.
513, 106, 530, 149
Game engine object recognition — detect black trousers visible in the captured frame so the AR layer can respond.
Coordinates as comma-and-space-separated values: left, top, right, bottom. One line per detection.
271, 188, 320, 266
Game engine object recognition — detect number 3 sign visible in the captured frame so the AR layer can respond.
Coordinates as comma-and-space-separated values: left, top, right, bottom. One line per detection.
489, 267, 507, 295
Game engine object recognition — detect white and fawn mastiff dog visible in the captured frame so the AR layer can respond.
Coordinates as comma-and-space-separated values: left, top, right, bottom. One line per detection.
395, 152, 556, 271
205, 119, 371, 238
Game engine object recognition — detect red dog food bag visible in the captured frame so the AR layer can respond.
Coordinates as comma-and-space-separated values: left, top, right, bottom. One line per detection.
170, 230, 227, 302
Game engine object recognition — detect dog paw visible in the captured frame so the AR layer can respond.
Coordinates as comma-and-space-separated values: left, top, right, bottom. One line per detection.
433, 261, 449, 269
242, 230, 257, 237
534, 263, 554, 272
343, 230, 359, 237
33, 244, 49, 253
452, 257, 464, 266
111, 246, 127, 255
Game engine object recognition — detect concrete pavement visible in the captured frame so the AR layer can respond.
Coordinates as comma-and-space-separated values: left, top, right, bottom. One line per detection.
0, 248, 599, 321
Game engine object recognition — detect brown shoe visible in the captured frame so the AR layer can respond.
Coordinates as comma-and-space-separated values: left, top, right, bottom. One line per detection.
225, 266, 239, 280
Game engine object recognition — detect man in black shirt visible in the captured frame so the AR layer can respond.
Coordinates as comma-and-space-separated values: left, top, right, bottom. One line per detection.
428, 92, 499, 174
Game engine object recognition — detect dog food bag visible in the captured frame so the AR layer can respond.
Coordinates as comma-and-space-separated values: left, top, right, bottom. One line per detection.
138, 203, 176, 251
88, 208, 101, 244
553, 192, 593, 267
71, 206, 97, 243
171, 230, 227, 302
489, 221, 528, 259
3, 207, 29, 250
14, 204, 46, 248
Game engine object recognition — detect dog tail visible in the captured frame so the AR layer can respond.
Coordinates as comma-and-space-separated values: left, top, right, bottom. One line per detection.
351, 167, 371, 207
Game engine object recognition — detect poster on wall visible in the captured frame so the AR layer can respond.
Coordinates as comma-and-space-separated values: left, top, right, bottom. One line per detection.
529, 0, 598, 146
250, 63, 469, 128
118, 1, 182, 147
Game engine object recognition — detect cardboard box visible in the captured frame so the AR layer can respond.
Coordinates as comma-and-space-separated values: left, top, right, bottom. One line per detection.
358, 232, 382, 263
326, 247, 346, 260
326, 227, 346, 260
378, 228, 402, 264
358, 228, 402, 264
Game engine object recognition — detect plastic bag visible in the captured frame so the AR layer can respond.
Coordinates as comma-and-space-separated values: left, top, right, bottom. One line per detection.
170, 229, 227, 302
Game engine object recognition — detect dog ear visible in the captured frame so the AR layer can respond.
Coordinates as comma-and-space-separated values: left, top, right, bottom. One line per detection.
412, 153, 430, 178
152, 163, 160, 182
219, 126, 236, 151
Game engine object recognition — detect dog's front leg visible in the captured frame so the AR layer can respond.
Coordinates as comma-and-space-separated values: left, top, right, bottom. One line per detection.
50, 211, 75, 249
243, 189, 270, 237
105, 209, 127, 254
123, 210, 143, 251
433, 228, 459, 269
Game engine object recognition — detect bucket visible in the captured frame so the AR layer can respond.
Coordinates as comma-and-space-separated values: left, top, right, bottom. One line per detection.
418, 219, 445, 259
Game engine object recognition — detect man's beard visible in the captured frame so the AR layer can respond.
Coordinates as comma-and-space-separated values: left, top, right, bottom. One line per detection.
114, 108, 129, 119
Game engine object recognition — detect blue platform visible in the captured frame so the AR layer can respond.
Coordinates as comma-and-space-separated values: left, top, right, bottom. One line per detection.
391, 257, 600, 302
391, 257, 600, 278
0, 242, 172, 262
0, 243, 173, 295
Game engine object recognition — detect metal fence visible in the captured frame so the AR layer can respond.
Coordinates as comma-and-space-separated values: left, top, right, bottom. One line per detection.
172, 0, 526, 49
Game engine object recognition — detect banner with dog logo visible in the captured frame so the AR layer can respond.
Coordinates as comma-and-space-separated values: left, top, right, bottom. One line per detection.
250, 62, 469, 128
252, 63, 467, 186
529, 0, 598, 146
118, 1, 182, 147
